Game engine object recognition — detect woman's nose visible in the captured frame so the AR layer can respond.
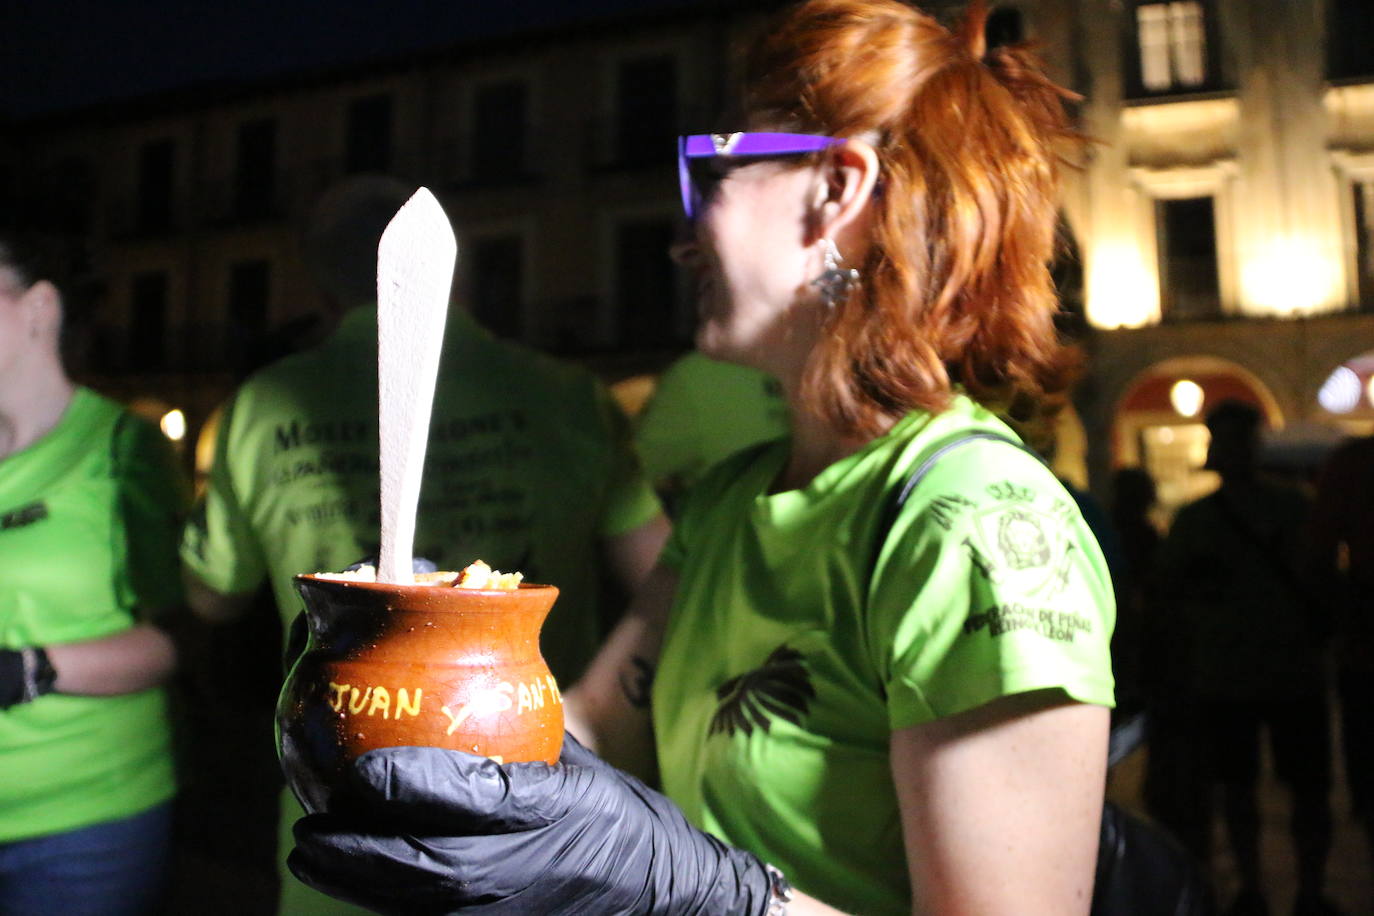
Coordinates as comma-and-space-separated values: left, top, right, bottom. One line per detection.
669, 227, 699, 267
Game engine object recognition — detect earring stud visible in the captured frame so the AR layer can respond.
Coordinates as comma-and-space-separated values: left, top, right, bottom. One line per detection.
812, 238, 859, 310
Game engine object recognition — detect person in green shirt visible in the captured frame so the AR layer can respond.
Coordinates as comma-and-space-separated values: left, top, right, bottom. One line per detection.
181, 175, 667, 914
287, 3, 1115, 914
634, 352, 789, 514
0, 235, 188, 915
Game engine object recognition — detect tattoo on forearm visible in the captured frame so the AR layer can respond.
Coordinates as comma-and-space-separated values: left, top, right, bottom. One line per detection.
619, 656, 656, 709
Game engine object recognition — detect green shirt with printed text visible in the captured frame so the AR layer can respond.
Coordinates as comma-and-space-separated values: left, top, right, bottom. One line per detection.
181, 306, 661, 686
654, 396, 1116, 915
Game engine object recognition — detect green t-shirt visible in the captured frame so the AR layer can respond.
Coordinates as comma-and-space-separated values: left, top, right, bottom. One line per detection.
654, 397, 1116, 915
181, 306, 661, 686
0, 388, 186, 842
634, 353, 789, 497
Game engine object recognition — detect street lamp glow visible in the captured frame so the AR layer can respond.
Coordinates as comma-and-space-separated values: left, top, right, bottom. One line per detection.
1170, 379, 1204, 418
160, 409, 187, 441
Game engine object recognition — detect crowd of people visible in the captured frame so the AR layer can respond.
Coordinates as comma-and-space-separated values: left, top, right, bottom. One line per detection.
1, 1, 1369, 915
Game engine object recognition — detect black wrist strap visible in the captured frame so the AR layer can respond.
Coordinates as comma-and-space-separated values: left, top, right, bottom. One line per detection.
21, 647, 57, 702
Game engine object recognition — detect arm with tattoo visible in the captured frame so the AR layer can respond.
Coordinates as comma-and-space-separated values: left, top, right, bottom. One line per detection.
563, 565, 678, 783
618, 655, 656, 709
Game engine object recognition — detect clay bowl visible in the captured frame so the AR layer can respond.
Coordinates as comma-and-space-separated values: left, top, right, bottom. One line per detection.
277, 573, 563, 813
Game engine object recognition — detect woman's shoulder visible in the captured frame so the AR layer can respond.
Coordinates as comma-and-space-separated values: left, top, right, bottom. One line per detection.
885, 398, 1053, 496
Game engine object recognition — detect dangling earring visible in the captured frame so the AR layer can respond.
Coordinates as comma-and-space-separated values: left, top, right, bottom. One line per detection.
812, 237, 859, 310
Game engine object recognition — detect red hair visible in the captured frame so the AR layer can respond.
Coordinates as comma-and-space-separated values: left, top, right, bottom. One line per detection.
741, 0, 1083, 437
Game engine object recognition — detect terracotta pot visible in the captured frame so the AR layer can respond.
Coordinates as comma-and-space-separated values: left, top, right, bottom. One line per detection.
277, 574, 564, 813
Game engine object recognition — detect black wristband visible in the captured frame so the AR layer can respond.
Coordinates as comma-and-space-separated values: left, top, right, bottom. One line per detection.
21, 647, 57, 702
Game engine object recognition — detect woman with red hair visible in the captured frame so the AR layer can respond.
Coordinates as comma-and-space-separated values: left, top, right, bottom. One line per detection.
290, 2, 1115, 913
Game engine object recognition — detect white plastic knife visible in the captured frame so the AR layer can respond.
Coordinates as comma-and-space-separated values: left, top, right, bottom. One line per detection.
376, 187, 457, 585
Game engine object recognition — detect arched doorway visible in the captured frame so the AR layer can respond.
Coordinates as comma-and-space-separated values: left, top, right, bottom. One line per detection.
1112, 357, 1281, 522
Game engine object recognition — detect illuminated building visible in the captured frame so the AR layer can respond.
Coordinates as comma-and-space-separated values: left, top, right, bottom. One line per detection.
1, 1, 1371, 508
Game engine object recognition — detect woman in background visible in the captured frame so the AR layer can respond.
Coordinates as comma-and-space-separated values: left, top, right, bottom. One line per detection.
0, 235, 188, 915
290, 1, 1115, 913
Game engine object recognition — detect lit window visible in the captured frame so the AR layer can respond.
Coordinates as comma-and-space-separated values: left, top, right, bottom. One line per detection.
1137, 2, 1207, 92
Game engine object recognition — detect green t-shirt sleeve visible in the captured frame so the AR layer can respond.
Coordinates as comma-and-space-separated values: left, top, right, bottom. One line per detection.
868, 442, 1116, 730
633, 359, 702, 491
111, 411, 191, 622
179, 396, 268, 596
593, 383, 663, 538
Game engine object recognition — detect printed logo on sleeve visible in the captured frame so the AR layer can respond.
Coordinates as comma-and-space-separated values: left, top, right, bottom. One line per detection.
969, 503, 1078, 599
963, 604, 1094, 643
927, 482, 1097, 642
933, 480, 1082, 600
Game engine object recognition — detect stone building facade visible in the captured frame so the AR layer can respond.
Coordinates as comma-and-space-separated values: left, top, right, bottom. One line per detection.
3, 0, 1371, 506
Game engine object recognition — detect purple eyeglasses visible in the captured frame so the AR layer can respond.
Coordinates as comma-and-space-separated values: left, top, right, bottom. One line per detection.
677, 132, 846, 221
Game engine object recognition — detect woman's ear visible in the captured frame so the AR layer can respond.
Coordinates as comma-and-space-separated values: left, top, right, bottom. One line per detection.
808, 139, 880, 244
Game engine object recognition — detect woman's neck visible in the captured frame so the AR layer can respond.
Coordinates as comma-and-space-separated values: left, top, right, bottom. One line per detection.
0, 366, 75, 460
773, 394, 884, 493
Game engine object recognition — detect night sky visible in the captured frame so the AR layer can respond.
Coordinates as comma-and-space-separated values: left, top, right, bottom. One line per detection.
1, 0, 700, 118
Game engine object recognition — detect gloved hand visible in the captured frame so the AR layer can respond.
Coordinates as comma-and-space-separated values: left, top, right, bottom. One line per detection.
0, 647, 57, 710
289, 733, 776, 915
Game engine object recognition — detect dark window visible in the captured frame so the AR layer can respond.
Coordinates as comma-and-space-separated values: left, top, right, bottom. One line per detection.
616, 56, 677, 168
1157, 196, 1220, 320
346, 94, 394, 174
1127, 1, 1218, 98
229, 260, 271, 334
1328, 0, 1374, 81
1354, 181, 1374, 311
471, 80, 529, 180
616, 219, 680, 347
986, 7, 1024, 50
228, 259, 272, 371
470, 236, 523, 339
234, 118, 277, 219
130, 271, 168, 368
137, 139, 175, 234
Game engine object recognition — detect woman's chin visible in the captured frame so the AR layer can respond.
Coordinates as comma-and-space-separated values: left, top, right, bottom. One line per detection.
694, 331, 758, 371
693, 326, 723, 359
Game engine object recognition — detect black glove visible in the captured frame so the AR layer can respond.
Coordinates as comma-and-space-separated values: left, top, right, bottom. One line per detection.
0, 647, 57, 711
289, 733, 776, 915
